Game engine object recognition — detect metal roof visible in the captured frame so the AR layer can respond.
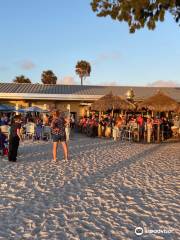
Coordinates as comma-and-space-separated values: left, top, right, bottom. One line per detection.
0, 83, 180, 102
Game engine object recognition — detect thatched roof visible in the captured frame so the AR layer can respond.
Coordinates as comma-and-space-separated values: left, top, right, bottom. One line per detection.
175, 104, 180, 113
138, 91, 179, 112
91, 92, 135, 112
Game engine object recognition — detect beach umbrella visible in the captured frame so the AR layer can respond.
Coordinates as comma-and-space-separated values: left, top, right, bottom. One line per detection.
91, 92, 135, 112
137, 91, 179, 112
23, 106, 49, 113
14, 108, 27, 113
0, 104, 15, 112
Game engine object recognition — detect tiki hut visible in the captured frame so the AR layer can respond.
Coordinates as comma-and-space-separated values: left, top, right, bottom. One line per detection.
138, 91, 179, 112
176, 104, 180, 113
91, 92, 135, 112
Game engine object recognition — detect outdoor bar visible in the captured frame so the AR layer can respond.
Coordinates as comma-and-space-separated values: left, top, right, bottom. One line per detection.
78, 91, 180, 143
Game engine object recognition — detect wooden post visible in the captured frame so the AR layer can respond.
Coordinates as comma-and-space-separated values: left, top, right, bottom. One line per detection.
111, 107, 114, 117
137, 124, 140, 142
98, 111, 102, 137
157, 123, 160, 143
99, 111, 101, 121
162, 127, 164, 142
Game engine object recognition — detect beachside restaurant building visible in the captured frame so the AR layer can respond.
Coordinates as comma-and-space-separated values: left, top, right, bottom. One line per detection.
0, 83, 180, 119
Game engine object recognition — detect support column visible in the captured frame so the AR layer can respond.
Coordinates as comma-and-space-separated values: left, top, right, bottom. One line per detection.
15, 103, 19, 115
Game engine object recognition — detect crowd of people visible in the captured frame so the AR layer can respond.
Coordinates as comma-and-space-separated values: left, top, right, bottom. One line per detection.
0, 111, 75, 162
78, 113, 180, 142
0, 111, 180, 163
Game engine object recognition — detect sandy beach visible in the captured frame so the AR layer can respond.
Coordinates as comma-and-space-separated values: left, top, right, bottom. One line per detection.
0, 134, 179, 240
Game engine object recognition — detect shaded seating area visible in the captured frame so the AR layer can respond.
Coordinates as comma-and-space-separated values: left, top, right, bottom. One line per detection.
0, 105, 51, 141
138, 91, 179, 142
78, 91, 180, 143
90, 92, 135, 140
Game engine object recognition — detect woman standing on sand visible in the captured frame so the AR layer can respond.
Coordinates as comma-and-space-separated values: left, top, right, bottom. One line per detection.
8, 115, 22, 162
51, 110, 69, 162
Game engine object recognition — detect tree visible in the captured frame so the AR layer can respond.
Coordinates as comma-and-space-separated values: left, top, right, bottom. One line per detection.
41, 70, 57, 84
13, 75, 31, 83
75, 60, 91, 85
91, 0, 180, 33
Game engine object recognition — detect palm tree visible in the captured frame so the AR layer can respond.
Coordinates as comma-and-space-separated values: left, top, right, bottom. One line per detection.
75, 60, 91, 85
13, 75, 31, 83
41, 70, 57, 84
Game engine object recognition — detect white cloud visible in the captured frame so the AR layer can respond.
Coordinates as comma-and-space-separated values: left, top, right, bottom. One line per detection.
97, 81, 118, 86
147, 80, 180, 87
19, 60, 36, 70
58, 76, 78, 85
93, 51, 121, 65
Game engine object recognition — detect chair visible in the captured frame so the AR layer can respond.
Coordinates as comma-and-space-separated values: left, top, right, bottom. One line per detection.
42, 126, 51, 140
0, 125, 9, 138
25, 123, 36, 140
35, 125, 43, 140
121, 126, 133, 142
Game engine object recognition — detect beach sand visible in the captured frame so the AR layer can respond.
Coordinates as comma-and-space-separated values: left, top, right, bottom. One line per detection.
0, 135, 179, 239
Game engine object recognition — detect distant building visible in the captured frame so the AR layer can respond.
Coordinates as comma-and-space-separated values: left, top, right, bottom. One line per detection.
0, 83, 180, 119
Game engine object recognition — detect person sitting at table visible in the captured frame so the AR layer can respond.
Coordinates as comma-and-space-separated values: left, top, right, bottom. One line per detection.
35, 118, 43, 140
0, 128, 7, 156
0, 114, 9, 126
129, 116, 138, 130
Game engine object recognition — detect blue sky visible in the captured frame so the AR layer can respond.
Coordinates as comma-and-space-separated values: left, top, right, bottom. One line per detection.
0, 0, 180, 86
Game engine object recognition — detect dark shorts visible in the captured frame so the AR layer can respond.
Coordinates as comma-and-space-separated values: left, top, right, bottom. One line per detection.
52, 134, 66, 142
